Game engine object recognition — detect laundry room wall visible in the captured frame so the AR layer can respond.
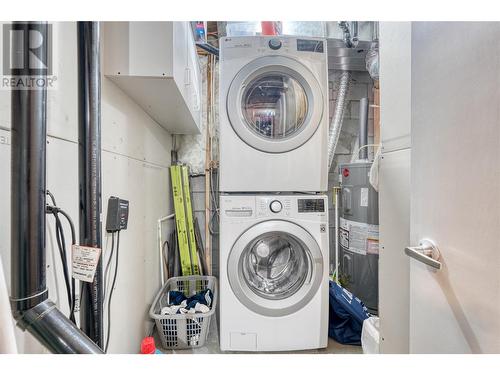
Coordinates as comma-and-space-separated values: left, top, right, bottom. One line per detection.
327, 70, 375, 274
0, 22, 173, 354
378, 21, 411, 353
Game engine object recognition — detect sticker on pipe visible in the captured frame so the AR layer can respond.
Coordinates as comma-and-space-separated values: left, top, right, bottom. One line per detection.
339, 218, 379, 255
72, 245, 101, 283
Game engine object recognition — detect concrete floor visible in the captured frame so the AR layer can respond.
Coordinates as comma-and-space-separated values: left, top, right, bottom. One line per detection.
157, 316, 362, 354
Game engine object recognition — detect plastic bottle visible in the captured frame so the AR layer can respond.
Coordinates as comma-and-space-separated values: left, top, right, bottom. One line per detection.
140, 336, 162, 354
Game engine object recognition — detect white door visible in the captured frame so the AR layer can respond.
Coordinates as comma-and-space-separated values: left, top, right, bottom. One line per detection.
408, 22, 500, 353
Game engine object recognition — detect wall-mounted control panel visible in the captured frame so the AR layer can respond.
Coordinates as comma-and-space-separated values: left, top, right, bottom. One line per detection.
106, 196, 129, 233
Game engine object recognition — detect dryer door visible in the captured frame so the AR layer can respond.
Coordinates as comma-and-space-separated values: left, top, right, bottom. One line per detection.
228, 220, 324, 317
227, 56, 324, 153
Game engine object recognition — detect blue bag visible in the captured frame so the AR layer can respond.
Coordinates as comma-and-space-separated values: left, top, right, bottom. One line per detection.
328, 280, 370, 345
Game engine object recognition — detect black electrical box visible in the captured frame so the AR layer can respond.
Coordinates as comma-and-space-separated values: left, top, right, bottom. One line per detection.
106, 196, 129, 233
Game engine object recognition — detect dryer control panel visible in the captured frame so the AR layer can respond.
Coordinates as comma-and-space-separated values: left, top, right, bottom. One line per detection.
220, 35, 327, 60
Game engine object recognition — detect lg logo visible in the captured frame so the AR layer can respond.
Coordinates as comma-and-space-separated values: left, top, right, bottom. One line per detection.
3, 23, 52, 76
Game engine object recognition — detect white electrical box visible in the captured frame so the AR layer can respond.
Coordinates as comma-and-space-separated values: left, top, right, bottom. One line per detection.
103, 22, 202, 134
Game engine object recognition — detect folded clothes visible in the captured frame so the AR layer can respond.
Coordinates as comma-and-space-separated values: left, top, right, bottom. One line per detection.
161, 289, 213, 315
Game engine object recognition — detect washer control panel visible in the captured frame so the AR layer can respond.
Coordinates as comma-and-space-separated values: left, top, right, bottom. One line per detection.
257, 197, 291, 217
221, 195, 327, 220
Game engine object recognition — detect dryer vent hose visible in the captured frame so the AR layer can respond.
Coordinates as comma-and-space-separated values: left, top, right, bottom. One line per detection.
328, 71, 352, 170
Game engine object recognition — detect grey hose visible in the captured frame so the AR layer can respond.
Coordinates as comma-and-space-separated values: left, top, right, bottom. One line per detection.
328, 71, 352, 170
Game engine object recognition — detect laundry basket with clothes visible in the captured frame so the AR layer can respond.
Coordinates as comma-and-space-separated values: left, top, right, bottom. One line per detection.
149, 275, 217, 349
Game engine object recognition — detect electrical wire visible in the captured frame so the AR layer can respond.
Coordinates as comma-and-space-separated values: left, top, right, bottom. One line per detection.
357, 144, 381, 160
52, 212, 74, 323
47, 190, 57, 206
103, 232, 115, 300
105, 230, 120, 353
46, 191, 78, 323
47, 206, 76, 323
56, 207, 77, 321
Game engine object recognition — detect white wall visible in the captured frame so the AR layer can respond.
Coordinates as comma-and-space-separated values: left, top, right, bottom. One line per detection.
378, 22, 412, 353
0, 22, 173, 353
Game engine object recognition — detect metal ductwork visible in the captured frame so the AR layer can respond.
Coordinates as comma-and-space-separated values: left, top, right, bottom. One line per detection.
10, 21, 103, 354
77, 21, 104, 349
338, 21, 359, 49
365, 23, 379, 81
327, 71, 351, 170
358, 97, 369, 160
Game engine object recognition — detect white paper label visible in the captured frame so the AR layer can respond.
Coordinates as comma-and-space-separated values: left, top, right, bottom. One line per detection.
339, 218, 379, 255
360, 188, 369, 207
72, 245, 101, 283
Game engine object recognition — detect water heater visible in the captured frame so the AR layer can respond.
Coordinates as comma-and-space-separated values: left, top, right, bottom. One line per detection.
338, 161, 379, 314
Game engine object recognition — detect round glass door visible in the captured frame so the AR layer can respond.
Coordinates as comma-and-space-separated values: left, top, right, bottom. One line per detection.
242, 232, 309, 300
227, 220, 324, 317
227, 56, 324, 154
241, 73, 308, 140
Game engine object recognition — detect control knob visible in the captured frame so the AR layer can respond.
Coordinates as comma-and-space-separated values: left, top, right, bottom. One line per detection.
268, 38, 282, 50
269, 200, 283, 213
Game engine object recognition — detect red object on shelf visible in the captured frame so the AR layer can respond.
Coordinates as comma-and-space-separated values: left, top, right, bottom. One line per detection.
261, 21, 277, 36
140, 337, 156, 354
343, 168, 350, 178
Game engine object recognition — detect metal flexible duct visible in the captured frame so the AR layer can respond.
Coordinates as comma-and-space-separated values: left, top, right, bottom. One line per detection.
328, 71, 352, 170
338, 21, 359, 49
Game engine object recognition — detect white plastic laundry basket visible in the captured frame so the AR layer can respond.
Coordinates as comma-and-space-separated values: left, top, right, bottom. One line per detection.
149, 275, 217, 349
361, 316, 380, 354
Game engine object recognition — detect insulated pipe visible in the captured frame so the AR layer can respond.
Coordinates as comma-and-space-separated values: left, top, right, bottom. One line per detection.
327, 71, 351, 170
358, 97, 369, 160
77, 21, 103, 348
10, 22, 103, 354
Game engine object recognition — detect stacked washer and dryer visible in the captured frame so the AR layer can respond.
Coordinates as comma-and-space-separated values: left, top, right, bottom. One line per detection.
219, 35, 330, 351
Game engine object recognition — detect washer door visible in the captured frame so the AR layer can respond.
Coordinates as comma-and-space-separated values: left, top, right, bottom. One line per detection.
228, 220, 324, 317
227, 56, 324, 153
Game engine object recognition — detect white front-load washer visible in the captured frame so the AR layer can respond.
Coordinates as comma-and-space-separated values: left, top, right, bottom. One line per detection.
219, 194, 329, 351
219, 36, 329, 193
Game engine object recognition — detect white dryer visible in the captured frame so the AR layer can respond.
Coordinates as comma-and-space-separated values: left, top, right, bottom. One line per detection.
219, 36, 329, 193
219, 194, 329, 351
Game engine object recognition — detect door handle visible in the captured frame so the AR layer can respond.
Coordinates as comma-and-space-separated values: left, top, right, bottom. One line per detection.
405, 239, 442, 270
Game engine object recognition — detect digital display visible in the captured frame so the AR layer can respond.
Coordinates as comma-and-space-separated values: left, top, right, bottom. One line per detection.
298, 199, 325, 213
297, 39, 324, 53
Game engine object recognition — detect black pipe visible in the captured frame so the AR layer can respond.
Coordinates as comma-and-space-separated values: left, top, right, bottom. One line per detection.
196, 42, 219, 57
77, 21, 104, 348
10, 21, 103, 354
10, 22, 49, 315
17, 300, 103, 354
